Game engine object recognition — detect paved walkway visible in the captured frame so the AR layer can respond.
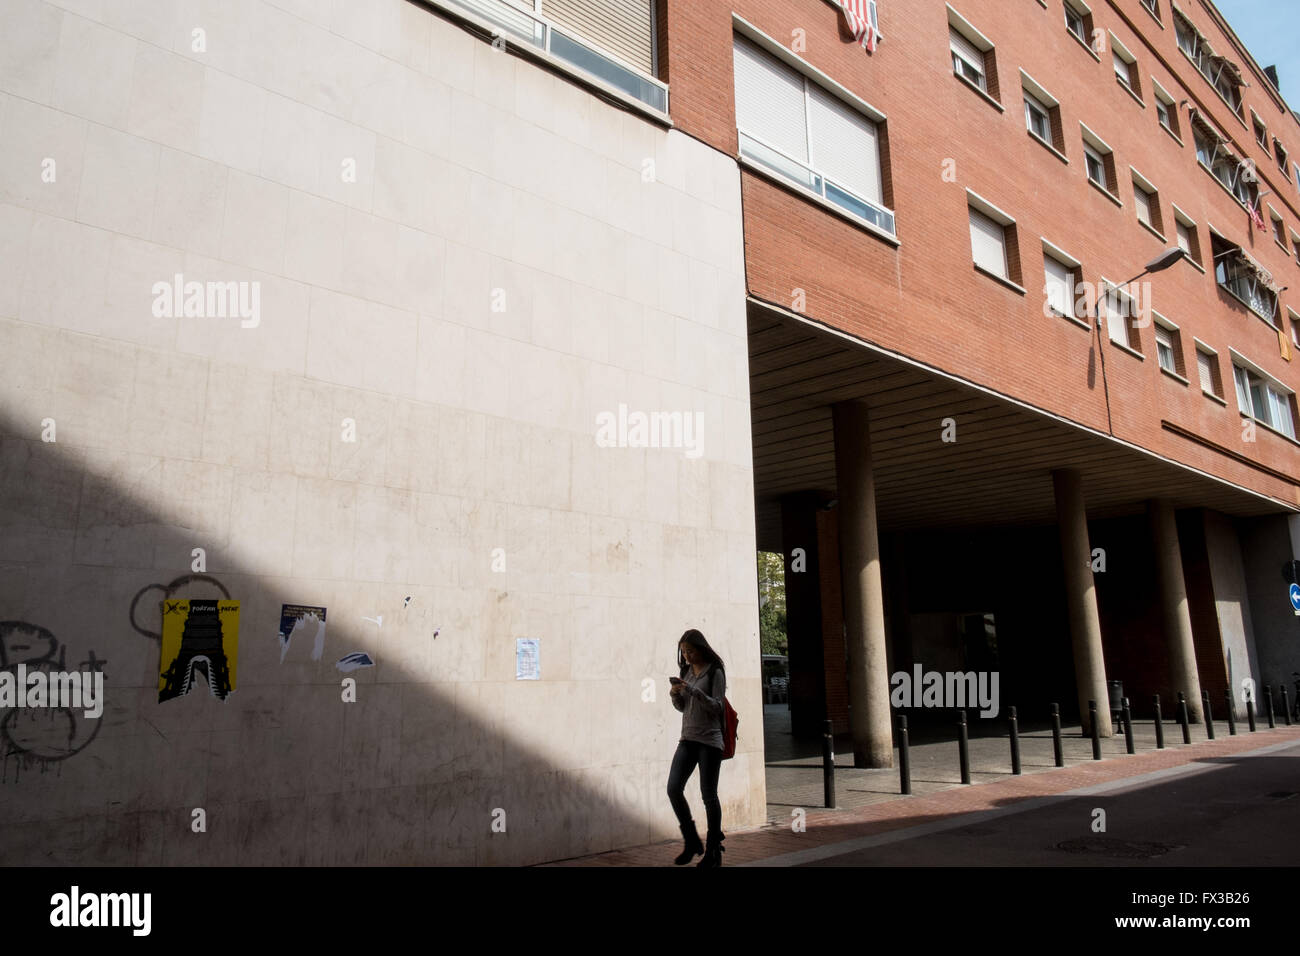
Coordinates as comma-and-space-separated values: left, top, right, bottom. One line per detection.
544, 704, 1300, 866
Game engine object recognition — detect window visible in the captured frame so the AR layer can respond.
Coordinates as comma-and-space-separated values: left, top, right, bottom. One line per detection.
1196, 345, 1223, 398
1085, 145, 1105, 187
1042, 244, 1079, 319
1081, 125, 1117, 196
1154, 319, 1183, 376
1110, 35, 1140, 99
968, 192, 1021, 286
1233, 358, 1297, 439
1253, 113, 1269, 149
1270, 206, 1287, 249
1025, 91, 1050, 141
970, 208, 1008, 279
1289, 308, 1300, 348
1212, 233, 1279, 322
1021, 71, 1064, 155
1277, 140, 1291, 179
1132, 169, 1163, 234
1172, 206, 1202, 266
1140, 0, 1160, 19
948, 10, 998, 102
1174, 7, 1243, 117
1064, 0, 1092, 47
1102, 282, 1142, 352
732, 33, 895, 236
432, 0, 667, 113
1151, 79, 1181, 140
950, 28, 986, 90
1193, 115, 1256, 208
1291, 229, 1300, 265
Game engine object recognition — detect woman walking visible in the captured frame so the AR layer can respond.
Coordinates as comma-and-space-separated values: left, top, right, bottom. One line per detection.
667, 628, 726, 867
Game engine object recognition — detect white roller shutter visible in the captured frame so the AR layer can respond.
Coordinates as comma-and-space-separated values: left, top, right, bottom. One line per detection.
541, 0, 655, 74
1197, 351, 1215, 393
969, 208, 1007, 278
1134, 187, 1152, 225
807, 85, 882, 204
733, 36, 809, 162
949, 28, 984, 74
1044, 256, 1073, 316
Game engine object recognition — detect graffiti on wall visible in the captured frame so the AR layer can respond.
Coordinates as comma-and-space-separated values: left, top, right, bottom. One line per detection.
0, 621, 106, 782
129, 574, 231, 642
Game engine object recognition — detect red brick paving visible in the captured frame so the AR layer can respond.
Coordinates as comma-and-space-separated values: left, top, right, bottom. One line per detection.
543, 726, 1300, 866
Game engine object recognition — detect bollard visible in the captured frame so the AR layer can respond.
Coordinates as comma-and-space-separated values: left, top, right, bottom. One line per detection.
1009, 706, 1021, 775
1247, 697, 1256, 733
1225, 689, 1237, 736
822, 719, 836, 809
1177, 692, 1191, 745
1202, 690, 1215, 740
1050, 703, 1064, 768
1282, 684, 1292, 727
1089, 700, 1101, 760
958, 710, 971, 784
1153, 695, 1164, 749
1121, 697, 1135, 754
897, 715, 911, 795
1264, 685, 1276, 729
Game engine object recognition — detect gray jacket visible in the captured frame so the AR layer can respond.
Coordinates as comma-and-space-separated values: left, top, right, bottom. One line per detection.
672, 664, 726, 749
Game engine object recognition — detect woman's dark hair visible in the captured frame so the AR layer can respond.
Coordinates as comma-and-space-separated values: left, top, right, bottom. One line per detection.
677, 628, 725, 677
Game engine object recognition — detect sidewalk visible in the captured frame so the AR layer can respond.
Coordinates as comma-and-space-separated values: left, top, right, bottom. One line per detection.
544, 707, 1300, 866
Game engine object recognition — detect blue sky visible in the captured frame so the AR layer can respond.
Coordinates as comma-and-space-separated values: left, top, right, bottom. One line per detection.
1212, 0, 1300, 110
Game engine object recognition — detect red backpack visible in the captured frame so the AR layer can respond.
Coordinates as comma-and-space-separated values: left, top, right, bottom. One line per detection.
710, 666, 739, 760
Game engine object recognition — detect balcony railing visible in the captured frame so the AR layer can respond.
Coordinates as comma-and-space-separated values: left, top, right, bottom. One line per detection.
440, 0, 669, 114
738, 130, 897, 237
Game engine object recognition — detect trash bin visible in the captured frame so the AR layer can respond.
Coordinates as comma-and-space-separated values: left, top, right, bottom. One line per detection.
1107, 679, 1124, 721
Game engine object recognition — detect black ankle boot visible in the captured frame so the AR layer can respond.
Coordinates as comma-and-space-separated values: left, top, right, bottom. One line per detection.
674, 821, 704, 865
697, 830, 725, 868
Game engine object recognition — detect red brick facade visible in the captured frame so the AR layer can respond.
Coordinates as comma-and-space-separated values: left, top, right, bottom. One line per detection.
661, 0, 1300, 505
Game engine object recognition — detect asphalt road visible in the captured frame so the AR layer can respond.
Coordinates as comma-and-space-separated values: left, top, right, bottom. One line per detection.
801, 739, 1300, 866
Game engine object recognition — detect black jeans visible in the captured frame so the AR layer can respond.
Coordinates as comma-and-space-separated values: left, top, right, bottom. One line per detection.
667, 739, 722, 835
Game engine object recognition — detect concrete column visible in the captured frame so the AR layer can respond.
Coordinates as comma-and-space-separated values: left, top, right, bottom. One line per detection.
832, 401, 894, 768
1052, 469, 1112, 737
1148, 499, 1203, 721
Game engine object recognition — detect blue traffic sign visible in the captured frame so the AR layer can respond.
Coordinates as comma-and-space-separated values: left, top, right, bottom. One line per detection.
1290, 583, 1300, 612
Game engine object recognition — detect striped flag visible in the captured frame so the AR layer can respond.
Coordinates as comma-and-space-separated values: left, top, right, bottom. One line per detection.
836, 0, 878, 53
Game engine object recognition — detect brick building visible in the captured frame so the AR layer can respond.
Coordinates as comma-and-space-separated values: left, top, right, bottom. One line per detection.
0, 0, 1298, 865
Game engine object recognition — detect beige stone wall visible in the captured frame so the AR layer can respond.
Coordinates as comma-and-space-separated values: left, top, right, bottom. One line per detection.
0, 0, 760, 864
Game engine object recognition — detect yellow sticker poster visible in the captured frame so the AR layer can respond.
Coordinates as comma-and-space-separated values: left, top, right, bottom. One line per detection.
158, 599, 240, 703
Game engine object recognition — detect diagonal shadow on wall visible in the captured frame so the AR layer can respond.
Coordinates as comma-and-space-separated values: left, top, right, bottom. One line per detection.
0, 400, 707, 866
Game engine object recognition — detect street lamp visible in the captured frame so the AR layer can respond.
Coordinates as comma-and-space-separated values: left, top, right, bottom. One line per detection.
1095, 248, 1185, 435
1119, 247, 1186, 289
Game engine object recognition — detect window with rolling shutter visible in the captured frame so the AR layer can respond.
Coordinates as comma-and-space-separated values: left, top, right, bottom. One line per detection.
732, 33, 895, 235
950, 28, 986, 90
539, 0, 655, 74
1134, 185, 1152, 226
1044, 255, 1074, 317
1197, 349, 1216, 395
733, 36, 809, 165
808, 85, 882, 206
969, 207, 1008, 279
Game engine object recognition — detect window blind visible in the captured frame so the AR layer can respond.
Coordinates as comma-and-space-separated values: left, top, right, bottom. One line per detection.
1197, 351, 1215, 392
542, 0, 655, 74
949, 29, 984, 75
1135, 187, 1151, 224
1044, 256, 1073, 316
733, 36, 809, 162
807, 85, 882, 204
969, 208, 1007, 278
